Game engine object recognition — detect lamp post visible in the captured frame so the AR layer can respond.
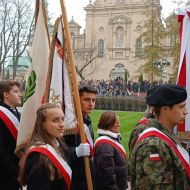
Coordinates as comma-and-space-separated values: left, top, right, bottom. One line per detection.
153, 60, 170, 82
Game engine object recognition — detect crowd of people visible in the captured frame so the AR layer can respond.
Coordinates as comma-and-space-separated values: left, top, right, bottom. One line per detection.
79, 77, 173, 98
0, 80, 189, 190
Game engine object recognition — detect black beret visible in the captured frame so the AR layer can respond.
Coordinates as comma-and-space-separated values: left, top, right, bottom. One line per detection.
146, 85, 159, 100
147, 84, 187, 107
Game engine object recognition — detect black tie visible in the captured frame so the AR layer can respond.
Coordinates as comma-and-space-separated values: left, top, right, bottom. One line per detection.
11, 108, 17, 117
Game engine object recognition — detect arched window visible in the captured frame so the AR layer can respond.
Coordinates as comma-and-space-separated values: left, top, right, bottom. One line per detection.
115, 27, 124, 47
170, 34, 177, 46
110, 63, 126, 80
98, 39, 104, 57
135, 37, 142, 57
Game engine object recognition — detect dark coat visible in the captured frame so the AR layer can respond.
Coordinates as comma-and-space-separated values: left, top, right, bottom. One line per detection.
25, 152, 68, 190
94, 131, 128, 190
0, 103, 20, 190
64, 115, 94, 190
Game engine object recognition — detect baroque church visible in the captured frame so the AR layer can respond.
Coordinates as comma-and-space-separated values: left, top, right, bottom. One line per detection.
69, 0, 175, 81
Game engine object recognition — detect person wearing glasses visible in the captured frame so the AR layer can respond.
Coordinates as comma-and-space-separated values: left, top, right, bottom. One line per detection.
0, 80, 22, 190
64, 84, 98, 190
94, 111, 128, 190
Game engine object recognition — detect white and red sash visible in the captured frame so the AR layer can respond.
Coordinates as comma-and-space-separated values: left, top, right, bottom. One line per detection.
27, 144, 72, 190
136, 127, 190, 179
84, 124, 94, 156
0, 106, 19, 140
94, 136, 127, 160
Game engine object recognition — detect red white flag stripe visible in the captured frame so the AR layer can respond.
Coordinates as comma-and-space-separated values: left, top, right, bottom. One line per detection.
150, 154, 161, 161
27, 144, 72, 190
137, 127, 190, 179
178, 8, 186, 43
84, 124, 94, 156
49, 20, 64, 107
50, 18, 76, 130
94, 136, 127, 160
177, 8, 190, 132
0, 106, 19, 140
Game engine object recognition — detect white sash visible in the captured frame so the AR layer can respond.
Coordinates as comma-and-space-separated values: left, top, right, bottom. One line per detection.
0, 106, 19, 140
28, 144, 72, 190
84, 124, 94, 156
94, 135, 127, 159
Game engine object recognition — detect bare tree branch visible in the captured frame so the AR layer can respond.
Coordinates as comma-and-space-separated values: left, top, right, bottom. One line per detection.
0, 0, 33, 78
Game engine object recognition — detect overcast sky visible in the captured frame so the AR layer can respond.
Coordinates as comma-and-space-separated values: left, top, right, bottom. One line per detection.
48, 0, 188, 30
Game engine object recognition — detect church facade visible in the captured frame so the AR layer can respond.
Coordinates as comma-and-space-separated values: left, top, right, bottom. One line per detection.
69, 0, 175, 81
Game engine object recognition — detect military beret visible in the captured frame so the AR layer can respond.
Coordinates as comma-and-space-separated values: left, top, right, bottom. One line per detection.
146, 84, 187, 107
146, 85, 159, 100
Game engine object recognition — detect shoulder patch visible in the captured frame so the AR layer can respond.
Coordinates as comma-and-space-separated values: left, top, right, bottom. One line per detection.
149, 153, 161, 161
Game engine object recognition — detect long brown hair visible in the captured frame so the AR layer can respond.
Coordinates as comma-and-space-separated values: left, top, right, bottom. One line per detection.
28, 103, 62, 151
98, 111, 117, 130
18, 103, 65, 185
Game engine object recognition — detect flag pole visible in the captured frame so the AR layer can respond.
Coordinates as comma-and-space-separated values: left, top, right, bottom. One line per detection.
59, 0, 93, 190
35, 0, 39, 27
43, 17, 61, 103
40, 0, 51, 103
41, 0, 50, 48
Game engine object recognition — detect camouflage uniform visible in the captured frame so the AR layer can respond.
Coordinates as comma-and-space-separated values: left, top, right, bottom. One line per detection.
128, 117, 149, 155
130, 119, 190, 190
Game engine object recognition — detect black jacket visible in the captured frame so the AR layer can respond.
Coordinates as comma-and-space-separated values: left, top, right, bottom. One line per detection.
94, 129, 128, 190
0, 102, 20, 190
25, 152, 68, 190
64, 115, 94, 190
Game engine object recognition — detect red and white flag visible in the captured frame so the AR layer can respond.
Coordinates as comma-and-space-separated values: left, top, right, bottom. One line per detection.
48, 17, 77, 132
177, 8, 190, 132
16, 0, 49, 153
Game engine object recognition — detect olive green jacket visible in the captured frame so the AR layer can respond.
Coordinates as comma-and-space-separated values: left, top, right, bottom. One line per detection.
130, 119, 190, 190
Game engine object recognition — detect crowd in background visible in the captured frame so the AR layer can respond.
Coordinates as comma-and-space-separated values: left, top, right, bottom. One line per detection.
20, 77, 173, 99
79, 77, 173, 98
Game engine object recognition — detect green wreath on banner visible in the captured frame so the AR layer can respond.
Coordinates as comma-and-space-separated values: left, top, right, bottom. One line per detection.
23, 70, 36, 103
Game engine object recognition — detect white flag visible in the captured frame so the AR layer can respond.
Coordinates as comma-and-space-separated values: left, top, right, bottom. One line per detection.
16, 1, 49, 152
49, 17, 77, 132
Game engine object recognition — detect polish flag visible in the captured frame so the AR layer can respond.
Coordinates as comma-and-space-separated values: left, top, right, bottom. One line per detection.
149, 154, 161, 161
177, 8, 190, 132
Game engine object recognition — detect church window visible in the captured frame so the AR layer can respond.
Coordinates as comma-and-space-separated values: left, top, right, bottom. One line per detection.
98, 39, 104, 57
71, 32, 75, 48
135, 37, 142, 57
170, 34, 177, 46
115, 52, 123, 58
115, 27, 124, 47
